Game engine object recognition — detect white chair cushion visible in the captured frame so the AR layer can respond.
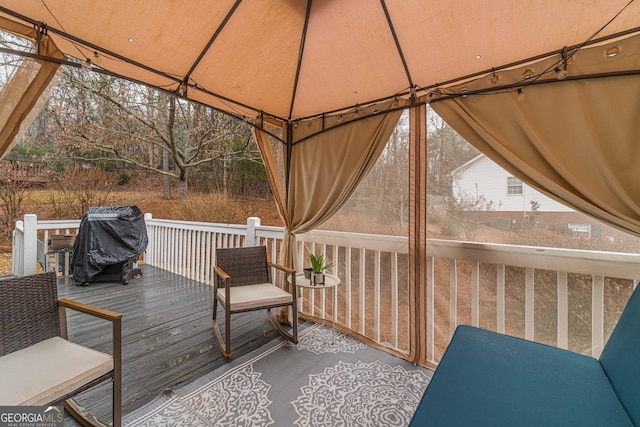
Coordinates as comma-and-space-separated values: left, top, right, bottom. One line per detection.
217, 282, 293, 312
0, 336, 113, 406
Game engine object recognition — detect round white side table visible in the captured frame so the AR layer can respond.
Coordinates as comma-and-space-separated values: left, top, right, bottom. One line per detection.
293, 272, 340, 332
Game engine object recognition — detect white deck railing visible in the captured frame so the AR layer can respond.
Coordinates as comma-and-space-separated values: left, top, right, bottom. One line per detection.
144, 215, 283, 284
295, 230, 409, 352
14, 214, 640, 363
426, 239, 640, 364
12, 214, 80, 276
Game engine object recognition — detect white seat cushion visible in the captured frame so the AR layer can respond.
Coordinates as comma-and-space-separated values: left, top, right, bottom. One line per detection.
0, 336, 113, 406
217, 282, 293, 312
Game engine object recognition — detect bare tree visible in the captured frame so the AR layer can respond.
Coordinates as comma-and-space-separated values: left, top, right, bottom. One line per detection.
369, 113, 410, 233
427, 107, 480, 196
443, 190, 495, 240
47, 68, 258, 198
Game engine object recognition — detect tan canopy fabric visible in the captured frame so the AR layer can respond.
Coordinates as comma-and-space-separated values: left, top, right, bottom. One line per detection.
0, 1, 638, 123
255, 99, 405, 321
431, 31, 640, 238
0, 17, 64, 156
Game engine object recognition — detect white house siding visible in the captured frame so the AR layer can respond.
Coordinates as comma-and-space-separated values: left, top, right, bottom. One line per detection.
453, 155, 573, 213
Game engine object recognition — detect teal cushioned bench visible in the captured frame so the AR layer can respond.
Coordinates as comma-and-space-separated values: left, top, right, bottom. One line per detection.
409, 284, 640, 427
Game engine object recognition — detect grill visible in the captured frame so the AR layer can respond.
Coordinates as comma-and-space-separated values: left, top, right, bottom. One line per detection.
72, 205, 148, 286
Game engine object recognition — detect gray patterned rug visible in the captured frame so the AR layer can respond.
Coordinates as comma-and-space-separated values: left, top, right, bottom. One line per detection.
123, 325, 432, 426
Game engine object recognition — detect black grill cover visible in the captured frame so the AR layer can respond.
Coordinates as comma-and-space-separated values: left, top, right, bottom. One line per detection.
72, 205, 148, 283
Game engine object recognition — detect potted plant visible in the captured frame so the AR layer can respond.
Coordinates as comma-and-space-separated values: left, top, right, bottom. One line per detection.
308, 253, 334, 285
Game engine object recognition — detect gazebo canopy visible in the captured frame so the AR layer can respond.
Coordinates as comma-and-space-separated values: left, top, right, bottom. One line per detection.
0, 0, 638, 124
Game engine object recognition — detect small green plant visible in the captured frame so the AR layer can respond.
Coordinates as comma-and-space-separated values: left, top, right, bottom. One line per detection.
309, 253, 334, 273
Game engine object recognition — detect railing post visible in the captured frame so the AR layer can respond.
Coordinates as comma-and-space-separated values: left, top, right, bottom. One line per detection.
23, 214, 38, 276
144, 213, 154, 266
246, 217, 260, 247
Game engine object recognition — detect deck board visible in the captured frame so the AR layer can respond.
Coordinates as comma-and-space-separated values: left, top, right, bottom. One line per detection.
57, 264, 285, 423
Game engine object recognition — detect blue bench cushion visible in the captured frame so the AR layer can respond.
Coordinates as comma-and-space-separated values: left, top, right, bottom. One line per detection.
599, 284, 640, 426
410, 325, 633, 427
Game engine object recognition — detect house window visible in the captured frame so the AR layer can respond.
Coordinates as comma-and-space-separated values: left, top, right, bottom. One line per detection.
568, 223, 590, 234
507, 177, 523, 195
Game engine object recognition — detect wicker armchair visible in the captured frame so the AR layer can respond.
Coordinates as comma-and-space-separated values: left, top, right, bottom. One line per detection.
0, 271, 122, 427
213, 246, 298, 358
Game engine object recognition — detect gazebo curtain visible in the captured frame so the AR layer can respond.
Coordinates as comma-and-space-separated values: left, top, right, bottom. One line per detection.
255, 98, 405, 322
431, 32, 640, 238
0, 17, 64, 157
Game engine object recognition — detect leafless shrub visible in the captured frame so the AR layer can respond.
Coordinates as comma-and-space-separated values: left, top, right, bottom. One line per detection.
0, 170, 30, 239
171, 192, 241, 224
48, 177, 75, 219
52, 168, 114, 217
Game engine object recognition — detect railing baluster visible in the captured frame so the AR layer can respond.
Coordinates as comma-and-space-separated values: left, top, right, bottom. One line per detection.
310, 243, 316, 317
359, 248, 366, 335
63, 251, 70, 275
270, 243, 277, 267
184, 228, 189, 276
450, 259, 457, 339
175, 228, 180, 275
427, 255, 434, 363
177, 228, 182, 274
171, 228, 182, 274
188, 230, 194, 279
167, 227, 172, 272
198, 231, 209, 283
471, 261, 479, 327
168, 227, 172, 271
391, 252, 399, 350
332, 245, 339, 326
525, 267, 535, 341
346, 247, 352, 329
196, 230, 201, 281
164, 227, 169, 272
166, 227, 171, 270
205, 231, 212, 284
592, 275, 605, 357
197, 230, 203, 281
321, 244, 327, 319
154, 225, 159, 267
167, 227, 180, 273
189, 229, 195, 280
374, 250, 381, 342
185, 229, 190, 276
297, 240, 303, 269
557, 271, 568, 350
497, 264, 505, 334
153, 225, 159, 266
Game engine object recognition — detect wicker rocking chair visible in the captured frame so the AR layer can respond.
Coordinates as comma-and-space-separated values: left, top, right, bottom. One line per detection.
0, 271, 122, 427
213, 246, 298, 358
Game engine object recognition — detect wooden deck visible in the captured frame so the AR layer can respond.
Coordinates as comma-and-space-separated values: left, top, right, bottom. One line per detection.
57, 264, 284, 423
